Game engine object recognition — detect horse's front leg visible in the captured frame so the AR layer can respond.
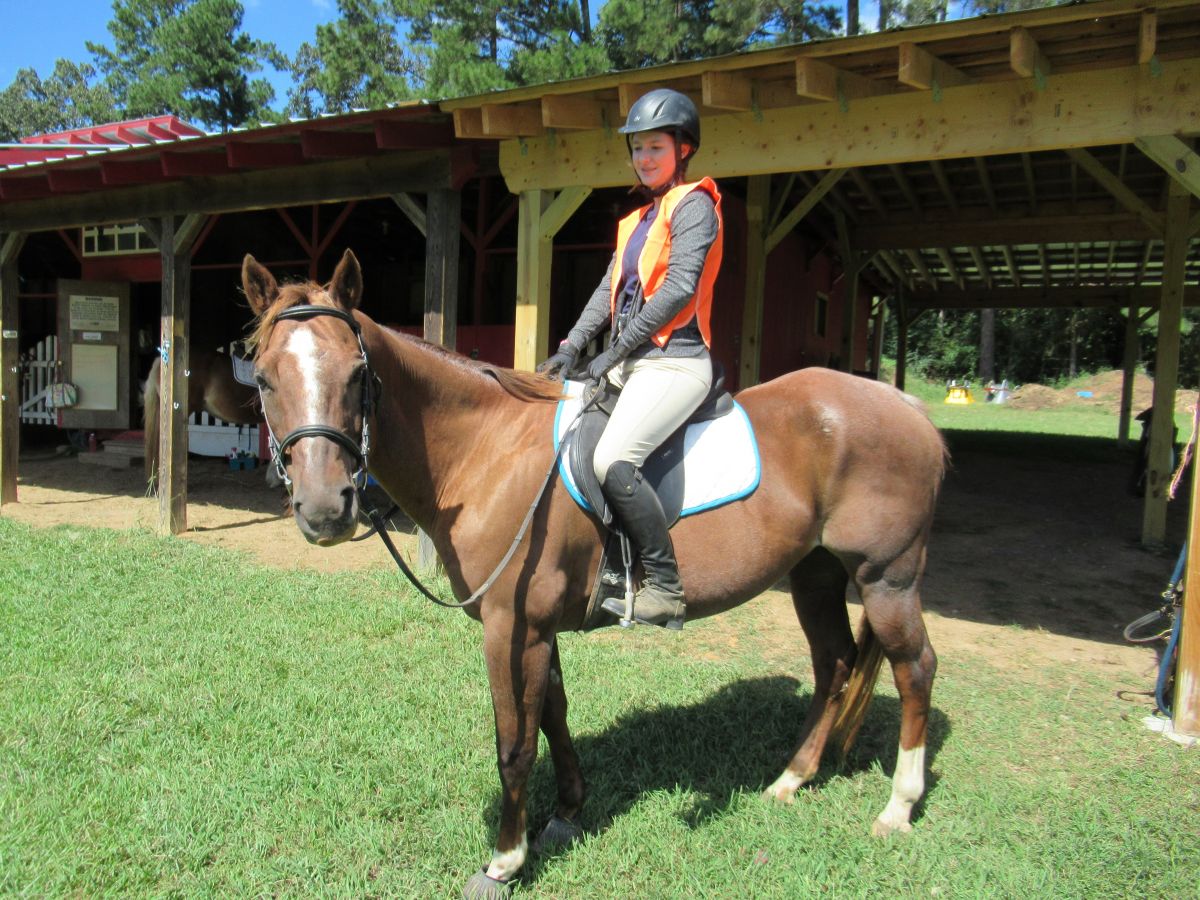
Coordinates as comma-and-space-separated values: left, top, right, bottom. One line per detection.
531, 638, 586, 853
469, 610, 554, 894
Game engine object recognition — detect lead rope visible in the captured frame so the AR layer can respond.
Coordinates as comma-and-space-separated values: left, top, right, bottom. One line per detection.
361, 380, 600, 610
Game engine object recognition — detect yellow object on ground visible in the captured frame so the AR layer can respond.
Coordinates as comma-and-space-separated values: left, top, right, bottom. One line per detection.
944, 385, 974, 405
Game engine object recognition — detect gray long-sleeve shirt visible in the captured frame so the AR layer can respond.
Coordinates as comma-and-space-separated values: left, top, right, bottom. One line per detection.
564, 190, 719, 360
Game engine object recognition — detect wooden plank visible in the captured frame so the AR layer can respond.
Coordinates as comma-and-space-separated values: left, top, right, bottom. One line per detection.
795, 58, 882, 103
1010, 26, 1052, 81
935, 247, 964, 290
928, 159, 959, 211
481, 103, 543, 138
906, 285, 1200, 309
1135, 134, 1200, 200
513, 190, 552, 372
0, 153, 453, 233
541, 94, 605, 130
423, 190, 461, 352
766, 168, 847, 253
968, 246, 992, 289
1138, 10, 1157, 65
740, 175, 771, 389
0, 233, 26, 505
158, 215, 190, 536
1117, 306, 1140, 448
898, 42, 971, 92
1001, 245, 1021, 289
498, 58, 1200, 192
857, 212, 1158, 250
837, 211, 860, 372
1142, 179, 1190, 546
895, 286, 908, 390
391, 192, 427, 237
1066, 147, 1165, 236
173, 213, 208, 256
618, 83, 653, 117
702, 71, 753, 111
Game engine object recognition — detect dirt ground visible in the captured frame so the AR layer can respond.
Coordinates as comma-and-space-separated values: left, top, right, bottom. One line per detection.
1007, 368, 1199, 415
4, 431, 1186, 702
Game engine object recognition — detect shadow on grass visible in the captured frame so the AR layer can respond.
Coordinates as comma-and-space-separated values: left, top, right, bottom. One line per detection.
495, 675, 950, 882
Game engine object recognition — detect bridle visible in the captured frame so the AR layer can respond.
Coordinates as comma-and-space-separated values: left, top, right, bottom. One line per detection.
257, 302, 593, 611
261, 304, 377, 491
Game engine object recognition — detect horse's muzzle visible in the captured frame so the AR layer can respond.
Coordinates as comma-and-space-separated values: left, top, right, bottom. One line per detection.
291, 483, 359, 546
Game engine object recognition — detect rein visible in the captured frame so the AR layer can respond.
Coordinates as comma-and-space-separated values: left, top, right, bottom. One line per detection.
260, 303, 592, 610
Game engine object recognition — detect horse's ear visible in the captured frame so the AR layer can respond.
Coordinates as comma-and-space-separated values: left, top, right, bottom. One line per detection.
329, 249, 363, 311
242, 255, 279, 315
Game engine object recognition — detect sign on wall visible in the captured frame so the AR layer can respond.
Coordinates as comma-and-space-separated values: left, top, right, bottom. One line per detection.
68, 294, 121, 332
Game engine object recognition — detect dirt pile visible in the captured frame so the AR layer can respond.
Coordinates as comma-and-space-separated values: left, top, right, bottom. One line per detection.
1006, 369, 1198, 415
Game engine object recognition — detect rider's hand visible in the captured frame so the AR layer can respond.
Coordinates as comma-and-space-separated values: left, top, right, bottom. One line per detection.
586, 347, 622, 382
536, 342, 578, 380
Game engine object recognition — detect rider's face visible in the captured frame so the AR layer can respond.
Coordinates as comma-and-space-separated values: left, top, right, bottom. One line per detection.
630, 131, 691, 192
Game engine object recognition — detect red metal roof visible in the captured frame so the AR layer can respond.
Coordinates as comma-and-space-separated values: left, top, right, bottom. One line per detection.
2, 115, 206, 167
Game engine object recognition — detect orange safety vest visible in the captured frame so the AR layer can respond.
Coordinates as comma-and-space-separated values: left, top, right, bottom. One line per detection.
609, 177, 723, 349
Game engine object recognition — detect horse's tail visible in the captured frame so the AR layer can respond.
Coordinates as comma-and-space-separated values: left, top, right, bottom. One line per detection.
828, 619, 886, 759
143, 357, 160, 486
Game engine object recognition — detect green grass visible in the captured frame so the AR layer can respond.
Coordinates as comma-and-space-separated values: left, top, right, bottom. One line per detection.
1, 520, 1196, 897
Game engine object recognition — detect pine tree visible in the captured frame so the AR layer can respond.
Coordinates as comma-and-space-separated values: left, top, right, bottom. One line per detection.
0, 61, 117, 140
88, 0, 281, 131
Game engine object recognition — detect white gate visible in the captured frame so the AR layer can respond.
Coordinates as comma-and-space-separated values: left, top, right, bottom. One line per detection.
188, 412, 260, 458
19, 336, 60, 425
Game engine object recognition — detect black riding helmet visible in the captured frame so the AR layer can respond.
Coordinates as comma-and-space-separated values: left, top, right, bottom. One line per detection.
619, 89, 700, 195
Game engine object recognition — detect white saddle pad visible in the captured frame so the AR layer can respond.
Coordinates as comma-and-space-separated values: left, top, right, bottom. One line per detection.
553, 379, 760, 518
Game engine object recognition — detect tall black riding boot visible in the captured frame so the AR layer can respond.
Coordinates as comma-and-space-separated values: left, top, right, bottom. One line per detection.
599, 460, 686, 630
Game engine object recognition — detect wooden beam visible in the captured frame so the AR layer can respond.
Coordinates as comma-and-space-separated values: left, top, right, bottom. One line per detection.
928, 160, 959, 212
498, 58, 1200, 192
424, 191, 460, 352
1066, 147, 1165, 236
452, 108, 485, 139
898, 42, 971, 92
372, 120, 455, 150
795, 58, 883, 104
1142, 179, 1190, 547
300, 129, 378, 159
173, 213, 208, 257
766, 168, 847, 253
392, 192, 426, 238
1135, 135, 1200, 200
481, 103, 543, 138
903, 248, 935, 287
836, 211, 861, 373
101, 158, 167, 186
0, 232, 26, 506
514, 190, 553, 372
226, 141, 305, 169
879, 249, 912, 290
1117, 306, 1140, 448
967, 246, 992, 289
849, 168, 887, 217
46, 168, 105, 193
906, 285, 1200, 310
702, 71, 753, 111
157, 215, 190, 535
541, 94, 605, 130
617, 83, 653, 117
1010, 27, 1051, 83
974, 157, 997, 211
890, 164, 922, 214
935, 247, 964, 290
740, 175, 771, 389
851, 212, 1153, 252
896, 286, 908, 390
160, 151, 230, 177
1002, 245, 1021, 289
1138, 11, 1157, 65
1021, 152, 1038, 214
0, 152, 453, 233
538, 186, 591, 242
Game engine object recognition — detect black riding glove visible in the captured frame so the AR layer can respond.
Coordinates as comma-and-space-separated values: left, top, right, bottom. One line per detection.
586, 347, 623, 382
536, 341, 578, 380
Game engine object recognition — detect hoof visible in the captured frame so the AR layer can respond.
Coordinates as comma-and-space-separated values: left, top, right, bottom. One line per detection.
871, 816, 913, 838
761, 786, 795, 805
532, 815, 583, 854
463, 869, 511, 900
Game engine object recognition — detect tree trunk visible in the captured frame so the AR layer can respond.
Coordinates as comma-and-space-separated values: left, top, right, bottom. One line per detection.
1068, 312, 1078, 379
579, 0, 590, 41
979, 307, 995, 383
847, 0, 860, 36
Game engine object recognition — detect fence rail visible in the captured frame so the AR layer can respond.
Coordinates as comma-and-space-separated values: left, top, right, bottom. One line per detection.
19, 336, 59, 425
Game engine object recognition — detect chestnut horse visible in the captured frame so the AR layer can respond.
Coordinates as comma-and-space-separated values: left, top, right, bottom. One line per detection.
143, 346, 261, 487
242, 250, 946, 897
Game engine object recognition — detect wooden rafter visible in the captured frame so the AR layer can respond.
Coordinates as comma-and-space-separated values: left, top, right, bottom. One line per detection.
1010, 27, 1052, 83
968, 246, 992, 289
541, 95, 605, 130
766, 168, 847, 253
928, 160, 959, 212
795, 58, 885, 104
1021, 153, 1038, 213
1139, 10, 1158, 65
849, 168, 887, 217
702, 71, 753, 111
1037, 244, 1049, 285
974, 157, 997, 211
1002, 245, 1021, 289
481, 104, 542, 138
903, 248, 935, 287
936, 247, 964, 289
889, 164, 922, 215
898, 42, 971, 92
907, 284, 1200, 310
1135, 135, 1200, 200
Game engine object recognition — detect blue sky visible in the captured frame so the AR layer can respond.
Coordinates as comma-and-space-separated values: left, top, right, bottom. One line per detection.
0, 0, 341, 108
0, 1, 916, 112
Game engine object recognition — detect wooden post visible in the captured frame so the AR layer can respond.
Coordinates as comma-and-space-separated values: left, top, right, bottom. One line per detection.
871, 297, 887, 377
513, 187, 590, 372
1118, 304, 1140, 448
739, 175, 771, 389
1177, 443, 1200, 735
514, 189, 552, 372
418, 189, 462, 571
156, 214, 206, 535
1141, 180, 1190, 546
896, 287, 908, 391
836, 212, 860, 373
0, 232, 27, 506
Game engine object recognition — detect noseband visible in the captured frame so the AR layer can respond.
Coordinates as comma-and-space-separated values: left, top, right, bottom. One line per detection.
261, 304, 379, 490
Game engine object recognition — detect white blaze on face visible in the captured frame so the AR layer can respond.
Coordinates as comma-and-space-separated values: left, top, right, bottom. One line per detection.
283, 327, 324, 423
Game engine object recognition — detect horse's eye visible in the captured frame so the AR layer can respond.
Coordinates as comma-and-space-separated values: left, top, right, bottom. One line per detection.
255, 372, 272, 392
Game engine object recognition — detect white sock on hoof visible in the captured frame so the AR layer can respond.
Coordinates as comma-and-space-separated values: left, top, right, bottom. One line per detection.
485, 835, 527, 881
874, 744, 925, 833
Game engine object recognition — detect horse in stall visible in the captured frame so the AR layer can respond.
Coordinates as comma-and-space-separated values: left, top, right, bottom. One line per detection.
241, 250, 948, 898
142, 345, 263, 488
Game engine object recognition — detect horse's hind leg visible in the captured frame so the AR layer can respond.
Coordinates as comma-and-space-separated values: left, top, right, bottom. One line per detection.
532, 638, 585, 853
763, 547, 856, 803
855, 550, 937, 837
